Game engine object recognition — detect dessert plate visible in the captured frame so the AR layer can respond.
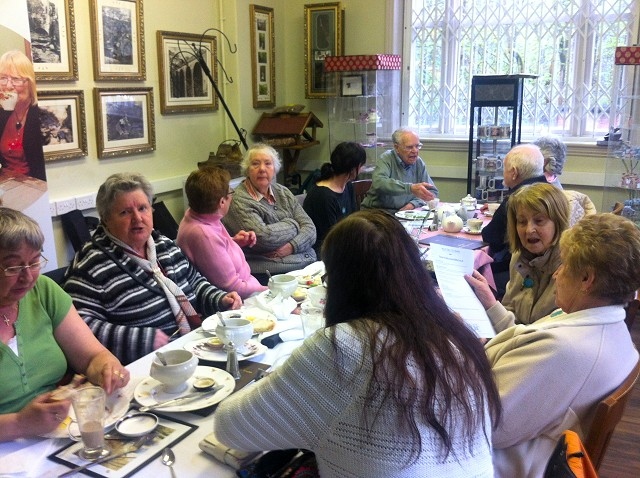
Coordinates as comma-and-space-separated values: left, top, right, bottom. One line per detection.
184, 338, 267, 362
395, 210, 431, 220
134, 366, 234, 412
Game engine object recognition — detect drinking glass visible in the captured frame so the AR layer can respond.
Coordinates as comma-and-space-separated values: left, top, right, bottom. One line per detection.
71, 386, 109, 460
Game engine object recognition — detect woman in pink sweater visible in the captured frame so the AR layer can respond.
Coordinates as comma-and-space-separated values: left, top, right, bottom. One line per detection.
177, 167, 267, 299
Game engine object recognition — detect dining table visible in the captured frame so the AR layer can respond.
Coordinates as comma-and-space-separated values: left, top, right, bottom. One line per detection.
0, 314, 307, 478
397, 203, 496, 289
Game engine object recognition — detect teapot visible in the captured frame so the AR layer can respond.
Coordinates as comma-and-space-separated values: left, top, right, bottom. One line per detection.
461, 194, 477, 211
442, 213, 464, 233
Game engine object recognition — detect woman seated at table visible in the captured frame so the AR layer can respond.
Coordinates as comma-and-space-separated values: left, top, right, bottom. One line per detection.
486, 213, 640, 477
214, 210, 501, 477
63, 173, 241, 364
466, 183, 569, 331
222, 143, 316, 282
0, 208, 129, 441
177, 166, 267, 299
303, 141, 366, 255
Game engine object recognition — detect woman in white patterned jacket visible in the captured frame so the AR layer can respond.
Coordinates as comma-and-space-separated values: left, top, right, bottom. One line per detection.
214, 210, 501, 478
63, 173, 241, 364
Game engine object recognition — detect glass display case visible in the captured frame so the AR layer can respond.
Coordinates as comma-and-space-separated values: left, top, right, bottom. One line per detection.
467, 74, 536, 202
325, 55, 401, 172
602, 47, 640, 224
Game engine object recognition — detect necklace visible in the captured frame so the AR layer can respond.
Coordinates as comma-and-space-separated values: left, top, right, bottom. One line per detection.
1, 305, 18, 327
14, 106, 28, 131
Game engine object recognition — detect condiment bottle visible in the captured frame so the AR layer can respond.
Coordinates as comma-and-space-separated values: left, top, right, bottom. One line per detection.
225, 342, 241, 379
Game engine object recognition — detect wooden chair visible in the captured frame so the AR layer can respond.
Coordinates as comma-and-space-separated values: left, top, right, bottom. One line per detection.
352, 179, 372, 210
584, 360, 640, 470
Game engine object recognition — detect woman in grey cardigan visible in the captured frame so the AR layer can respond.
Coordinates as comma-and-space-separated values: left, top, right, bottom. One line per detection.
222, 144, 316, 280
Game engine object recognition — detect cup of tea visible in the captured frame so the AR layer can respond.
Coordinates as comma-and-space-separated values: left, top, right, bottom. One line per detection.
70, 386, 110, 460
467, 218, 484, 233
486, 202, 500, 215
0, 91, 18, 111
150, 349, 198, 394
268, 274, 298, 298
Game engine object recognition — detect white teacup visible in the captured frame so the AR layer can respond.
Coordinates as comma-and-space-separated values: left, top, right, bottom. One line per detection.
0, 91, 17, 111
486, 202, 500, 215
216, 318, 253, 348
467, 218, 484, 233
268, 274, 298, 298
150, 349, 198, 393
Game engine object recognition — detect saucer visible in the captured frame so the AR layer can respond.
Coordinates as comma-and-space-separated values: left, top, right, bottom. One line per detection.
483, 212, 494, 217
463, 227, 483, 235
184, 338, 267, 362
134, 366, 234, 412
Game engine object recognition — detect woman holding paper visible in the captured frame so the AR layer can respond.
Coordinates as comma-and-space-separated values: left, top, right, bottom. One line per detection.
466, 183, 569, 332
486, 213, 640, 477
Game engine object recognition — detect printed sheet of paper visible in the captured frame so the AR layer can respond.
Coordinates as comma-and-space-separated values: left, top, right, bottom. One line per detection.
430, 244, 495, 338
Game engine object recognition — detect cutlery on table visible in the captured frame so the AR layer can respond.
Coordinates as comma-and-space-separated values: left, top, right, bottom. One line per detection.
161, 447, 177, 478
58, 434, 150, 477
138, 385, 223, 412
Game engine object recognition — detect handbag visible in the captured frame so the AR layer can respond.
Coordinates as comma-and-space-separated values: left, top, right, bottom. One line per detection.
544, 430, 598, 478
236, 449, 318, 478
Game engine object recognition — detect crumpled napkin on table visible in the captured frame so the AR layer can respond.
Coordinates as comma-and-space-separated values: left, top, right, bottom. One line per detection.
252, 292, 297, 320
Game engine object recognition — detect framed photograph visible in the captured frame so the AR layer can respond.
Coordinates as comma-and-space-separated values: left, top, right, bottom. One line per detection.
341, 75, 364, 97
304, 2, 343, 99
49, 414, 196, 478
28, 0, 79, 81
89, 0, 145, 81
156, 30, 218, 115
38, 90, 87, 161
250, 4, 275, 108
93, 87, 155, 159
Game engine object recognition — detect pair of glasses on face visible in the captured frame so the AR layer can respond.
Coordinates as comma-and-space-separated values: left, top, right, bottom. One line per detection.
1, 255, 48, 276
0, 76, 28, 85
399, 143, 423, 152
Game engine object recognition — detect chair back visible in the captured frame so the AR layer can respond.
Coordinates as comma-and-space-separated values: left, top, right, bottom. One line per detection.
352, 179, 372, 210
584, 360, 640, 470
624, 298, 639, 331
152, 200, 179, 240
60, 209, 98, 253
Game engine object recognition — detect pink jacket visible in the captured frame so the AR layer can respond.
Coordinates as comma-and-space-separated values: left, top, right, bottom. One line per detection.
177, 209, 267, 299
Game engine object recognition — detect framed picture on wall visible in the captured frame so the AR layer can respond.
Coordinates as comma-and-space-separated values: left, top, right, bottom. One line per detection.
93, 87, 155, 158
250, 4, 276, 108
304, 2, 343, 99
156, 30, 218, 115
28, 0, 79, 81
89, 0, 146, 81
38, 90, 87, 161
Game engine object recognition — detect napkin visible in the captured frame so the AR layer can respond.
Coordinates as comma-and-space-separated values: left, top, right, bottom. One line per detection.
199, 433, 260, 469
253, 292, 297, 320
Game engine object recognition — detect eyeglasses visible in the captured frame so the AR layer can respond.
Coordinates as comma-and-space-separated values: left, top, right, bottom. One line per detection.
398, 143, 423, 151
0, 76, 28, 85
227, 189, 235, 196
1, 256, 48, 276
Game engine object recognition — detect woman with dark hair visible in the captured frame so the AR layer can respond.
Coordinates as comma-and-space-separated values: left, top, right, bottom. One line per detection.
213, 210, 501, 477
303, 141, 366, 255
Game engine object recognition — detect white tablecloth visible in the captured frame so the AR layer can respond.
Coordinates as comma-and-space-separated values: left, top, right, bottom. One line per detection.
0, 315, 305, 477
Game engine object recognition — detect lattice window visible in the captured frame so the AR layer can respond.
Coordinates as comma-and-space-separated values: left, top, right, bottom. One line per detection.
404, 0, 639, 139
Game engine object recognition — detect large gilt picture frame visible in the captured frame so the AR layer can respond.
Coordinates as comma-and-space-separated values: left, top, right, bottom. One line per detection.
28, 0, 79, 81
156, 30, 218, 115
89, 0, 146, 81
249, 4, 275, 108
93, 87, 155, 159
38, 90, 87, 161
304, 2, 343, 99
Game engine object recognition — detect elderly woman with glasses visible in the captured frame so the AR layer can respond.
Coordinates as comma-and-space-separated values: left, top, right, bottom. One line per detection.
63, 173, 242, 364
177, 166, 267, 299
222, 143, 317, 281
360, 127, 438, 213
0, 208, 129, 441
0, 50, 46, 181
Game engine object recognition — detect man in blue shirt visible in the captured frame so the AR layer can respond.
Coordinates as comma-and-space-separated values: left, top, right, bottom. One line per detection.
361, 128, 438, 213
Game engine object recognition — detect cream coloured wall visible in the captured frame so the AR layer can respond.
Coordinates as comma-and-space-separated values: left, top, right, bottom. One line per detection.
42, 0, 609, 266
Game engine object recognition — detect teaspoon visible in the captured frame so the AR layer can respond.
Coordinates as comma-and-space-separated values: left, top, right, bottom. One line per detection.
161, 447, 176, 478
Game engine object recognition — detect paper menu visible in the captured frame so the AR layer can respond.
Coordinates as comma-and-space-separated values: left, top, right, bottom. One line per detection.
430, 244, 495, 338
